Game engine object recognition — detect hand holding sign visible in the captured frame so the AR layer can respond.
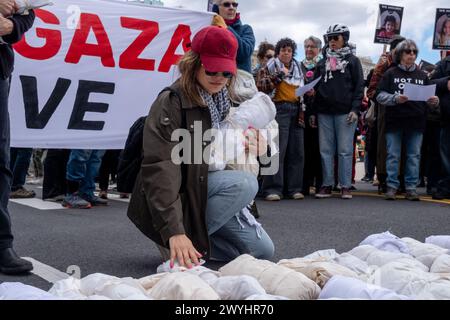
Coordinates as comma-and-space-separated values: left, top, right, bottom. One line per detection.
402, 83, 437, 102
396, 95, 409, 104
427, 96, 440, 107
296, 76, 321, 97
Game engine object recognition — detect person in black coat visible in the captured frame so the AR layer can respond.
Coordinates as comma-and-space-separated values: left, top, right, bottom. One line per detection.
376, 39, 440, 201
0, 4, 35, 275
431, 52, 450, 200
312, 24, 364, 200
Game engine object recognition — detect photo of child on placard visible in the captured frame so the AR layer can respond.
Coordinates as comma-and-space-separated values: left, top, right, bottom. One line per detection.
374, 4, 403, 44
433, 8, 450, 50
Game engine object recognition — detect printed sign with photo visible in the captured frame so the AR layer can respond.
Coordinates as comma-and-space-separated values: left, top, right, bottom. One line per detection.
433, 8, 450, 50
374, 4, 404, 44
207, 0, 215, 12
419, 60, 436, 76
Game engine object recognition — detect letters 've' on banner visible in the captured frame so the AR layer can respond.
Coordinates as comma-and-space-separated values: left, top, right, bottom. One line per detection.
10, 0, 213, 149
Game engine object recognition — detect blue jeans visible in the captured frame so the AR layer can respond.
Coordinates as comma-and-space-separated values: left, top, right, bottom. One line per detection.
0, 78, 13, 249
438, 126, 450, 193
206, 170, 274, 261
262, 102, 304, 196
66, 149, 106, 197
10, 148, 33, 191
386, 129, 423, 190
318, 114, 357, 188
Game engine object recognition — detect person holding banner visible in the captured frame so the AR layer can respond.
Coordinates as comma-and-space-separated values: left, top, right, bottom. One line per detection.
127, 26, 274, 267
312, 24, 364, 200
0, 1, 35, 274
375, 39, 439, 201
212, 0, 255, 74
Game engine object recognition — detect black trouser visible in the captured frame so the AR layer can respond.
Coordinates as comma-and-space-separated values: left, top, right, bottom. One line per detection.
366, 125, 378, 180
438, 125, 450, 193
42, 149, 70, 199
10, 147, 32, 191
422, 121, 441, 191
0, 77, 13, 250
262, 102, 304, 197
303, 125, 322, 193
98, 150, 121, 191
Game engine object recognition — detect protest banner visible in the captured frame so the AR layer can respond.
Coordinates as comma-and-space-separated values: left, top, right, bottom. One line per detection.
9, 0, 213, 149
374, 4, 403, 45
432, 8, 450, 51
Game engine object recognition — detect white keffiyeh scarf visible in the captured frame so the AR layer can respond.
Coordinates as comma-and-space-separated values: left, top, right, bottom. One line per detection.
324, 46, 352, 82
266, 57, 303, 87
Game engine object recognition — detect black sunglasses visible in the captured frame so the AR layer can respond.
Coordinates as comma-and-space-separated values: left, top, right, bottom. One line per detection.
404, 49, 418, 55
327, 35, 340, 42
265, 54, 274, 59
222, 2, 239, 8
205, 70, 233, 79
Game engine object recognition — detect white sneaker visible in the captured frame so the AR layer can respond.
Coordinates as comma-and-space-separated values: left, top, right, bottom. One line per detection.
291, 193, 305, 200
265, 194, 281, 201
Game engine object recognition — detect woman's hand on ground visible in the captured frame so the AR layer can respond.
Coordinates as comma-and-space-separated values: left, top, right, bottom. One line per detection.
169, 234, 202, 269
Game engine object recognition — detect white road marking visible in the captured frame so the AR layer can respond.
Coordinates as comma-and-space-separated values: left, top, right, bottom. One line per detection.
104, 193, 130, 203
10, 195, 129, 210
9, 198, 67, 210
22, 257, 70, 284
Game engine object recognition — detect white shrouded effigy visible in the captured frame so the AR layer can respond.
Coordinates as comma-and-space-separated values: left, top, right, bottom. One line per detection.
2, 232, 450, 300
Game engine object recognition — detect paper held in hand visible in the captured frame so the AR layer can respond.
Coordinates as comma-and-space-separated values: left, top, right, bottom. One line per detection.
296, 76, 322, 97
403, 83, 436, 102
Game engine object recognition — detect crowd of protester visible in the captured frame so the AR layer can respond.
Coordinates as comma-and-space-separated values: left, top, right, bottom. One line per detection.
2, 0, 450, 273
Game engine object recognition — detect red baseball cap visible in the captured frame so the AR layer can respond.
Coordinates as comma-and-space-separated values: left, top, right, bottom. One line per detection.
192, 26, 238, 76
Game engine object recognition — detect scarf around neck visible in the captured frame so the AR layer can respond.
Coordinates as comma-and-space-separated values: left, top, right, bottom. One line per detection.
302, 54, 323, 71
225, 13, 241, 26
324, 46, 352, 82
199, 87, 232, 129
266, 57, 303, 87
398, 64, 417, 72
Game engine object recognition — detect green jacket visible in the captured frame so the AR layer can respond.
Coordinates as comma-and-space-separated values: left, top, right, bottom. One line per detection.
127, 81, 212, 258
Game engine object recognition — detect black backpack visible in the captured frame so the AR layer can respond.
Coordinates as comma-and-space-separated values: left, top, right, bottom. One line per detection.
116, 88, 183, 193
117, 116, 147, 193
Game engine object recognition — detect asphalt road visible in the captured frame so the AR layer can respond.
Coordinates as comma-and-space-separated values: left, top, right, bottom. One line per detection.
1, 175, 449, 291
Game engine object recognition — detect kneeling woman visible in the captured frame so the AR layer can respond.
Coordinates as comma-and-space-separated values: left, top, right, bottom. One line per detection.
128, 26, 274, 268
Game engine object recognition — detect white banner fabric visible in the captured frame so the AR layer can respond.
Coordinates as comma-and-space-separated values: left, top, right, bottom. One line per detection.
9, 0, 213, 149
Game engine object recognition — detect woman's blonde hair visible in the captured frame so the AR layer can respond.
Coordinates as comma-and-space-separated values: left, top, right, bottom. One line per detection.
177, 50, 236, 106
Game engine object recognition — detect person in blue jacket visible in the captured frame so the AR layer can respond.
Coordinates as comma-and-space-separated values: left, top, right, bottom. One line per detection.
213, 0, 255, 73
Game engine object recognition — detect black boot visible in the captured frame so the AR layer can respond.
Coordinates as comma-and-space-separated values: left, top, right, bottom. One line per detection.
433, 189, 450, 200
378, 174, 387, 194
249, 201, 260, 219
0, 248, 33, 275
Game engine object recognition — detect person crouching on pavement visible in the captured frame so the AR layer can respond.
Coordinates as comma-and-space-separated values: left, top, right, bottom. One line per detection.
127, 26, 274, 268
